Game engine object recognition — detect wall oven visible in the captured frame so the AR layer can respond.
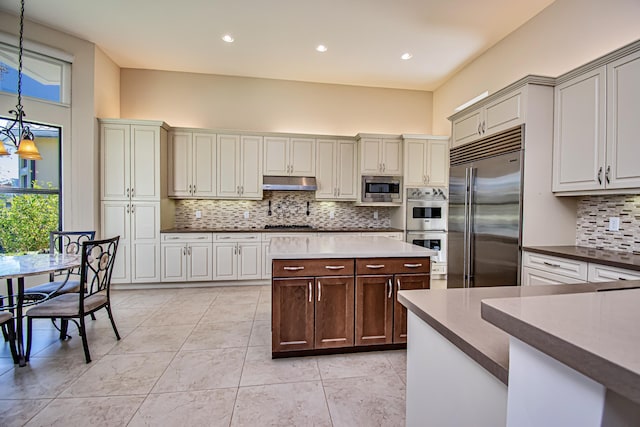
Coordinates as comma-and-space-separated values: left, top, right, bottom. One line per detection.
361, 176, 402, 203
406, 187, 448, 231
406, 231, 447, 264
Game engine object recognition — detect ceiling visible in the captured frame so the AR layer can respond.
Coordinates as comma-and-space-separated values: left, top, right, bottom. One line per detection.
0, 0, 555, 91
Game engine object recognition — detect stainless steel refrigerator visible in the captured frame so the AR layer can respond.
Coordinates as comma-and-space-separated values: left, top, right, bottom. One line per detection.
447, 126, 523, 288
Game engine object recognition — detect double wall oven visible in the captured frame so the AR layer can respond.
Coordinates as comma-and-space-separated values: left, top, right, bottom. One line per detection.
406, 187, 448, 275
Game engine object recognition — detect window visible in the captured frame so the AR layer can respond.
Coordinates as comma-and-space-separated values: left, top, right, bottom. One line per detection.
0, 119, 61, 254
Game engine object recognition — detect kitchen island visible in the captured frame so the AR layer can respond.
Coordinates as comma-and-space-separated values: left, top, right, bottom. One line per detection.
269, 235, 436, 357
398, 281, 640, 427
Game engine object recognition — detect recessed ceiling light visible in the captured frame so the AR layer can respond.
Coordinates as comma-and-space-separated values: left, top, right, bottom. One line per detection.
316, 45, 328, 53
401, 53, 413, 60
222, 34, 234, 43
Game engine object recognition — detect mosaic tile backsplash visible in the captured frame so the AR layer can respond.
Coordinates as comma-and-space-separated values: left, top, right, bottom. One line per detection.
576, 194, 640, 254
174, 191, 393, 229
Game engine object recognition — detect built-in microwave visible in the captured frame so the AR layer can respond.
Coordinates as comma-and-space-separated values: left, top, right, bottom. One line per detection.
361, 176, 402, 203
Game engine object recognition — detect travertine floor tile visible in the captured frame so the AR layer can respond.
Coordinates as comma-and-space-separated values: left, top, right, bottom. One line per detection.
60, 352, 175, 397
24, 395, 144, 427
140, 307, 207, 327
129, 389, 237, 427
323, 374, 406, 427
248, 320, 271, 347
240, 345, 320, 386
108, 324, 193, 354
0, 398, 51, 427
232, 381, 331, 426
385, 349, 408, 383
152, 348, 246, 392
182, 321, 252, 350
317, 351, 395, 380
200, 303, 257, 324
254, 302, 271, 321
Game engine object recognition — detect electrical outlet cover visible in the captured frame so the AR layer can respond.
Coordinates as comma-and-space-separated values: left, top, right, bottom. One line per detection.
608, 217, 620, 232
195, 210, 202, 219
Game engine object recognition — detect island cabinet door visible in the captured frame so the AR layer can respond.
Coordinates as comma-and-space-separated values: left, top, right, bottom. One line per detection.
272, 278, 315, 352
355, 275, 394, 345
393, 273, 430, 343
314, 276, 355, 349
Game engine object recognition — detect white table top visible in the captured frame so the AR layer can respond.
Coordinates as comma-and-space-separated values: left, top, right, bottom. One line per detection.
0, 254, 81, 279
269, 235, 436, 259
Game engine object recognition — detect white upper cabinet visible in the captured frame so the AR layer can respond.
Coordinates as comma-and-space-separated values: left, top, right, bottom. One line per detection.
168, 131, 217, 198
315, 139, 357, 200
263, 136, 315, 176
359, 136, 403, 175
553, 47, 640, 193
101, 122, 162, 201
404, 137, 449, 187
451, 89, 525, 148
217, 134, 263, 199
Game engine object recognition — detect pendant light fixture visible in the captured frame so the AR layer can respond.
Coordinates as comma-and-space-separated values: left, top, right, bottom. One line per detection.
0, 0, 42, 160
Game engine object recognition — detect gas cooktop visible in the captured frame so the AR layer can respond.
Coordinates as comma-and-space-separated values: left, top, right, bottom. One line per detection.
264, 224, 314, 230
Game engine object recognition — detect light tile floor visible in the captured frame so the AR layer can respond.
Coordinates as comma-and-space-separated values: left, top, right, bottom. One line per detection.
0, 285, 407, 426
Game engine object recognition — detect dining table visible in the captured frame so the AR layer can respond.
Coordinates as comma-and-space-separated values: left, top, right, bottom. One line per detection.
0, 253, 81, 367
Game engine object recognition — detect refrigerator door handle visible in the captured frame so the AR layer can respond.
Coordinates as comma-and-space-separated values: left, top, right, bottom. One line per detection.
466, 167, 475, 288
463, 168, 470, 288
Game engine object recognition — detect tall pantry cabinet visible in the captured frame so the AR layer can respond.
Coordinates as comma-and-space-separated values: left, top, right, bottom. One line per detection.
100, 119, 171, 284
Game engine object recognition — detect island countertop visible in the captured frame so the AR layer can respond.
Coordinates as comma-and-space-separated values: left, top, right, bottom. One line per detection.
481, 285, 640, 404
269, 235, 436, 259
398, 281, 640, 385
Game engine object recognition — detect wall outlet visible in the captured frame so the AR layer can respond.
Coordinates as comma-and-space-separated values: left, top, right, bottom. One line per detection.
373, 210, 379, 220
195, 210, 202, 219
608, 217, 620, 231
329, 211, 335, 219
244, 211, 250, 219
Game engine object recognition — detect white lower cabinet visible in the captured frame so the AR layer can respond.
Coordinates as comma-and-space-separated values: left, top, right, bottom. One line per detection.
213, 233, 261, 281
522, 250, 640, 285
361, 232, 404, 240
161, 233, 213, 282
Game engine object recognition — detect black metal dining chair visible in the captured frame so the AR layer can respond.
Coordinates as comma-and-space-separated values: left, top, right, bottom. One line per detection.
23, 231, 96, 301
0, 301, 17, 360
25, 235, 120, 363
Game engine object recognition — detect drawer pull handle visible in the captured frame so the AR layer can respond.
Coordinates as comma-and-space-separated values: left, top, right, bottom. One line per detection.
167, 237, 179, 240
325, 265, 345, 270
404, 263, 422, 268
283, 266, 305, 271
542, 261, 561, 268
219, 237, 232, 240
365, 264, 385, 269
619, 277, 627, 281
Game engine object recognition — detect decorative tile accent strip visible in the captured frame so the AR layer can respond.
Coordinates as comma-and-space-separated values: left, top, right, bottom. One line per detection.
576, 194, 640, 254
174, 191, 393, 229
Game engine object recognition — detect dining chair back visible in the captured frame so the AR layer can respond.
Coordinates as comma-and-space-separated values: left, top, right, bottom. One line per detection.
0, 304, 17, 360
26, 235, 121, 363
23, 230, 96, 301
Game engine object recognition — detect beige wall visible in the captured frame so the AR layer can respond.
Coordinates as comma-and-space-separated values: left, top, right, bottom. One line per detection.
433, 0, 640, 134
0, 12, 101, 232
120, 69, 433, 136
94, 46, 121, 119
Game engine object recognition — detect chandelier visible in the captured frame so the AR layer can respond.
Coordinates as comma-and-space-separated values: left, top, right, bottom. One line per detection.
0, 0, 41, 160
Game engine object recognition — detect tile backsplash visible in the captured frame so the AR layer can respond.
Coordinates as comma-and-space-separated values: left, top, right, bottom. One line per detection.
174, 191, 393, 229
576, 194, 640, 254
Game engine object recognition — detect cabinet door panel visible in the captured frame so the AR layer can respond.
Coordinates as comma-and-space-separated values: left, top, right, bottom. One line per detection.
217, 135, 240, 198
606, 51, 640, 189
360, 138, 382, 174
272, 278, 314, 352
132, 242, 160, 282
355, 276, 393, 345
101, 201, 130, 283
168, 132, 192, 197
238, 243, 261, 280
393, 274, 430, 343
131, 125, 160, 200
290, 138, 316, 176
263, 136, 289, 176
404, 140, 427, 186
193, 133, 217, 197
382, 138, 402, 175
452, 111, 482, 148
188, 243, 213, 281
315, 139, 336, 199
240, 135, 263, 198
315, 276, 355, 349
336, 140, 357, 200
427, 140, 449, 187
161, 244, 186, 282
552, 68, 606, 192
213, 243, 237, 280
101, 124, 130, 200
484, 91, 523, 136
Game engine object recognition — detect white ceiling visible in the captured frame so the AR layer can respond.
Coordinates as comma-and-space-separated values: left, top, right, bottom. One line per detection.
0, 0, 555, 91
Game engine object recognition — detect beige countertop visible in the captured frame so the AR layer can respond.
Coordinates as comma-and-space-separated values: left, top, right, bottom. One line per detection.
161, 227, 404, 233
398, 281, 640, 386
523, 245, 640, 272
482, 285, 640, 404
269, 235, 435, 259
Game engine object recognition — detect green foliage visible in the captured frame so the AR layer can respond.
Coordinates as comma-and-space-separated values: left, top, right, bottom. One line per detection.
0, 183, 59, 254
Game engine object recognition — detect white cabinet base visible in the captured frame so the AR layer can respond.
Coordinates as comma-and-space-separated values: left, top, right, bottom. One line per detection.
406, 312, 507, 427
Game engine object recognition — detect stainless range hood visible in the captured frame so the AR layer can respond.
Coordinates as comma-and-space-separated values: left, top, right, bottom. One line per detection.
263, 176, 317, 191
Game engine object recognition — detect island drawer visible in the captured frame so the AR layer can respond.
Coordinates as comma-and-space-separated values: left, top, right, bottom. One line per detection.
272, 259, 355, 277
356, 258, 430, 275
